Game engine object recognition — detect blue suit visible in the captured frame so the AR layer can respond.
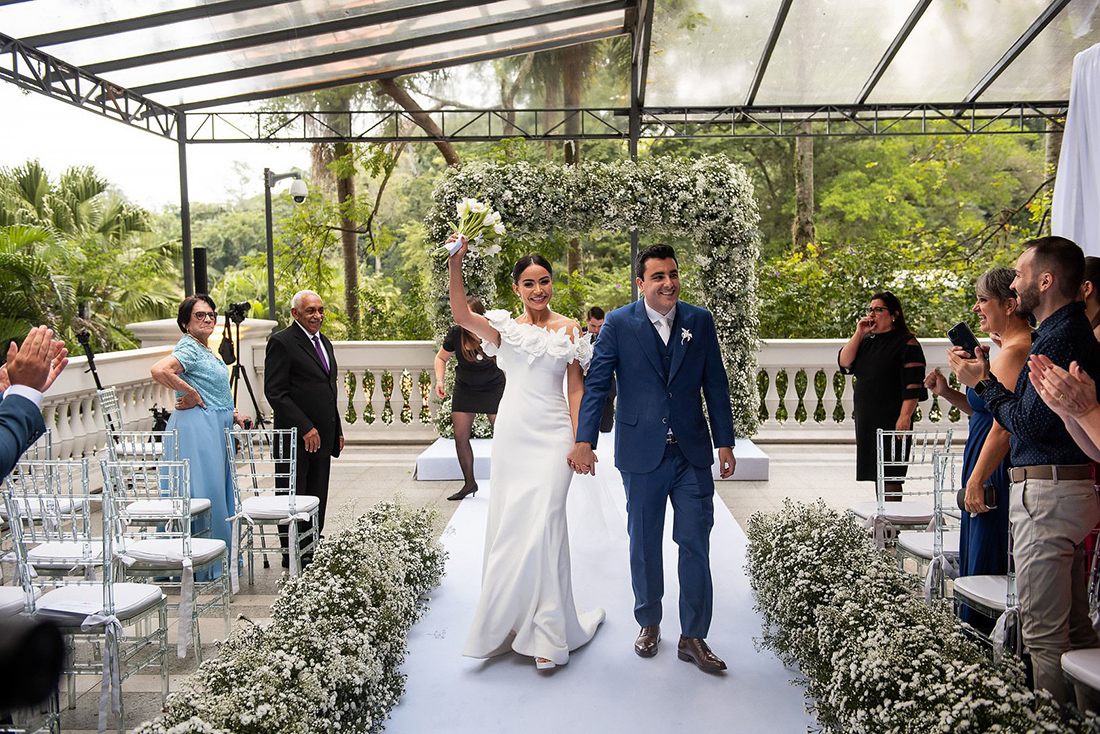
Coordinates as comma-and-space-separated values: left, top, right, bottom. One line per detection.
0, 393, 46, 480
577, 298, 735, 637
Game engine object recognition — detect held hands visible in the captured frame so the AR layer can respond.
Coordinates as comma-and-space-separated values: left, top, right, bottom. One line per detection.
303, 427, 321, 453
6, 326, 69, 393
718, 447, 736, 479
1027, 355, 1099, 420
567, 442, 598, 475
175, 389, 206, 411
946, 344, 991, 388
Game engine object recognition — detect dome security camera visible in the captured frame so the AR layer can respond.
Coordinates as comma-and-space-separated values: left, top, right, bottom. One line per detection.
289, 178, 308, 204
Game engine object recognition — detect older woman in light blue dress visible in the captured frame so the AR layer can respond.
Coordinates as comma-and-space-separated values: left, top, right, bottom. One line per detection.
151, 294, 250, 580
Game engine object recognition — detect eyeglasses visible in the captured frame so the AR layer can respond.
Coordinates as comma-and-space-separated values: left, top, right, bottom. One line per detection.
192, 312, 218, 322
867, 306, 889, 315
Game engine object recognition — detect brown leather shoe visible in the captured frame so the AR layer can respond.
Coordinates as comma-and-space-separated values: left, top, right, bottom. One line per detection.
634, 626, 660, 658
677, 636, 727, 673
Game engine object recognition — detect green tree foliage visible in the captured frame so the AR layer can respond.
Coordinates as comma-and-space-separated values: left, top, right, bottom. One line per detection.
0, 161, 180, 354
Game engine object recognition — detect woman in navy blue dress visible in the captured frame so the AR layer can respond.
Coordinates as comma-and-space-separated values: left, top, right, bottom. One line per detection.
925, 269, 1031, 625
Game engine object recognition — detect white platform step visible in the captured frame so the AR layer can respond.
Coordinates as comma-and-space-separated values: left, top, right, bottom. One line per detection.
415, 429, 769, 482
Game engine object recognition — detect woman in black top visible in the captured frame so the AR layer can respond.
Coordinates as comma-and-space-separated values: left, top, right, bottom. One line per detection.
838, 291, 928, 500
434, 295, 506, 500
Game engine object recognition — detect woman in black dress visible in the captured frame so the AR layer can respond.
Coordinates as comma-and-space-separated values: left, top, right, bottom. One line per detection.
838, 291, 927, 500
434, 296, 506, 500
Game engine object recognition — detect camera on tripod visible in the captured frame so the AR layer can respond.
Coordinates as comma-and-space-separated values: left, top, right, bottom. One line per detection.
227, 301, 251, 324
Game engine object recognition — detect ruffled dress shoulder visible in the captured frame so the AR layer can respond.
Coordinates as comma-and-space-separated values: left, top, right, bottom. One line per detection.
480, 309, 592, 371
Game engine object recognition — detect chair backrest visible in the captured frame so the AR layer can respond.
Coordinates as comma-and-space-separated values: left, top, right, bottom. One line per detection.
875, 428, 954, 508
3, 458, 109, 610
96, 387, 124, 434
23, 428, 53, 460
931, 450, 963, 552
105, 429, 180, 463
224, 427, 298, 510
100, 459, 192, 553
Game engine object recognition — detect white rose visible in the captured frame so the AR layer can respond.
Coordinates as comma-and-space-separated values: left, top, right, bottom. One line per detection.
519, 326, 548, 363
545, 328, 573, 360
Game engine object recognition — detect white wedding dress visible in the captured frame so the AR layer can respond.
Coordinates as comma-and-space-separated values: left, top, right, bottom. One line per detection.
462, 310, 606, 665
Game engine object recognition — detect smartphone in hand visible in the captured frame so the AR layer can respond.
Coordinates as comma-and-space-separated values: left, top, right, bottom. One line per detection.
947, 322, 981, 358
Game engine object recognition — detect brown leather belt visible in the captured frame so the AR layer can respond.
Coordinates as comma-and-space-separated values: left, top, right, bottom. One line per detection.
1009, 465, 1093, 482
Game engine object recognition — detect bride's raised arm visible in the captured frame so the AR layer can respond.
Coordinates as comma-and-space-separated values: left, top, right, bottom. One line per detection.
448, 237, 501, 347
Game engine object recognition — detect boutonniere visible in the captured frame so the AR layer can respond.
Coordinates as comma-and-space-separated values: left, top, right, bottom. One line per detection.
681, 328, 692, 345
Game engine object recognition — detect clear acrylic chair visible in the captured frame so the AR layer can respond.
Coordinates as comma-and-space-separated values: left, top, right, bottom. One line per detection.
101, 458, 230, 663
225, 427, 316, 584
3, 458, 168, 734
1062, 530, 1100, 700
896, 450, 963, 601
849, 428, 954, 549
104, 430, 212, 536
953, 520, 1020, 660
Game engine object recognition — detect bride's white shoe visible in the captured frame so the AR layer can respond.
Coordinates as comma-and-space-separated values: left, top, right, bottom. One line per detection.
535, 657, 556, 670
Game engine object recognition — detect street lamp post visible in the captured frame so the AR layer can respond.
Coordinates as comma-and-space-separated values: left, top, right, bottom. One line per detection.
263, 168, 307, 320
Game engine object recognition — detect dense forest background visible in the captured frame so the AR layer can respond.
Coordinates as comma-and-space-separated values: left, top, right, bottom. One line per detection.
0, 26, 1058, 354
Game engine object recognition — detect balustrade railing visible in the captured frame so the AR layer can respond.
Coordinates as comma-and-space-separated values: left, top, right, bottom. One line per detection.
27, 327, 974, 458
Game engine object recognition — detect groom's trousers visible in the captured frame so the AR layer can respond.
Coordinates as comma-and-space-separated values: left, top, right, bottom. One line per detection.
620, 442, 715, 639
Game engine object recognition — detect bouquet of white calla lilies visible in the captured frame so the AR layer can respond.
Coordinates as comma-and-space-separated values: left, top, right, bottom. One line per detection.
440, 198, 506, 258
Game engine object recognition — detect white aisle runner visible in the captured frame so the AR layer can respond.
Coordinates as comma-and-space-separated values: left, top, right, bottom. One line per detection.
388, 461, 814, 733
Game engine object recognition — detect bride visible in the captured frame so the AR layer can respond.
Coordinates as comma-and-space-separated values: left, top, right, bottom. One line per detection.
447, 238, 605, 670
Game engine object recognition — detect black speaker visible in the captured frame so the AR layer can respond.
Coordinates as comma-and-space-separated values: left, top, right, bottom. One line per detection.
194, 246, 208, 295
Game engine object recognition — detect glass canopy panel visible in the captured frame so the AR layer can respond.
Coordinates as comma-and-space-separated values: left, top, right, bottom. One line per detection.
754, 0, 915, 105
867, 0, 1052, 104
645, 0, 776, 107
141, 11, 627, 107
0, 0, 200, 38
981, 2, 1100, 101
44, 0, 612, 69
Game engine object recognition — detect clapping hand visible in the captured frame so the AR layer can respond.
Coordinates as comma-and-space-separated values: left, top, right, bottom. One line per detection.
6, 326, 69, 393
946, 344, 991, 388
1028, 355, 1099, 420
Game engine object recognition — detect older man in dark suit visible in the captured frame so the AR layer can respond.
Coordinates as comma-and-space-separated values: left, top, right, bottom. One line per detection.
264, 290, 343, 566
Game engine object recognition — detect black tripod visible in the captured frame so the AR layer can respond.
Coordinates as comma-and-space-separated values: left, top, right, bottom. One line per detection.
222, 307, 266, 429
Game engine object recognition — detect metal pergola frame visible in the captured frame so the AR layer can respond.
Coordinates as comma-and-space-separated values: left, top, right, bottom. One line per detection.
0, 0, 1078, 294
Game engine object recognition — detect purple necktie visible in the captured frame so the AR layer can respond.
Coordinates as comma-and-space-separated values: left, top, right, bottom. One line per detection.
312, 335, 329, 373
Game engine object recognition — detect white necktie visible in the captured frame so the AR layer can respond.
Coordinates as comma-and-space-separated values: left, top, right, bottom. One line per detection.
656, 316, 671, 345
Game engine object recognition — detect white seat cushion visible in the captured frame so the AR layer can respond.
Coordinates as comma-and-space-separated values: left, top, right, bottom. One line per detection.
242, 494, 320, 520
897, 531, 962, 560
0, 497, 86, 519
28, 541, 104, 570
953, 574, 1009, 613
35, 582, 164, 624
123, 498, 211, 518
0, 586, 28, 617
121, 538, 226, 569
849, 500, 934, 525
1063, 649, 1100, 691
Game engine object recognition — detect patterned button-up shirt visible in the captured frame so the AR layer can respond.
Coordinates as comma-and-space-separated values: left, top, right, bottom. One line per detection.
984, 301, 1100, 467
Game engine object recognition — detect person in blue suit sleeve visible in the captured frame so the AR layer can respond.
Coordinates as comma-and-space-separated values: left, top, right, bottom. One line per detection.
569, 244, 736, 674
0, 326, 69, 479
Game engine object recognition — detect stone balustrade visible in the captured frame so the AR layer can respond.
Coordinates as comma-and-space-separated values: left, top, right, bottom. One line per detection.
33, 321, 974, 458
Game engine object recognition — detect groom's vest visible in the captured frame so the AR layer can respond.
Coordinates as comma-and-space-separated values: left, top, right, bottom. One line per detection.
646, 312, 677, 382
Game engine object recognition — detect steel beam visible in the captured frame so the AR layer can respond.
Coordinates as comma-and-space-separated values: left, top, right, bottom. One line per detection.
745, 0, 793, 106
856, 0, 931, 104
0, 33, 177, 139
963, 0, 1070, 104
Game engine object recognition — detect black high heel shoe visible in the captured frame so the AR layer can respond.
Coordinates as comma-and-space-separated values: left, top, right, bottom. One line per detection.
447, 484, 478, 501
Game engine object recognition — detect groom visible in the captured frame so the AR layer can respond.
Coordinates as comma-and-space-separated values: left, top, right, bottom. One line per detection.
569, 244, 736, 673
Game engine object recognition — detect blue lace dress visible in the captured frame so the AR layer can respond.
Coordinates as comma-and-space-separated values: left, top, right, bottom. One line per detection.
958, 387, 1011, 622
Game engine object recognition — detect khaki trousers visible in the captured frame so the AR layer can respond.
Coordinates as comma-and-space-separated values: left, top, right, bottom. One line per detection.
1010, 476, 1100, 706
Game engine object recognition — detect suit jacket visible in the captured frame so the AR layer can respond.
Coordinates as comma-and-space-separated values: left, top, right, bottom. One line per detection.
0, 393, 46, 480
264, 325, 342, 458
577, 298, 735, 473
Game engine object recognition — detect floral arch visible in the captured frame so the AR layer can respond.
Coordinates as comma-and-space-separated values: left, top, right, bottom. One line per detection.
426, 155, 762, 438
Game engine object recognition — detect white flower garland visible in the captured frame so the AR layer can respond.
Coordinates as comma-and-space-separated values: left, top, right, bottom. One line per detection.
746, 500, 1096, 732
136, 502, 447, 734
426, 156, 761, 439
